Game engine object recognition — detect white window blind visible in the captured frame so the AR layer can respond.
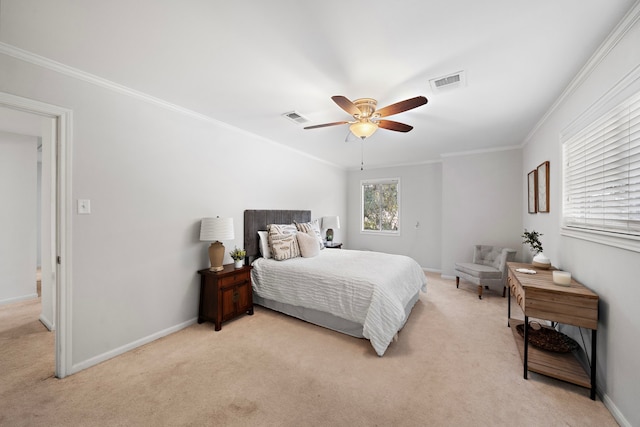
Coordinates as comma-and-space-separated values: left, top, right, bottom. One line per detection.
563, 92, 640, 237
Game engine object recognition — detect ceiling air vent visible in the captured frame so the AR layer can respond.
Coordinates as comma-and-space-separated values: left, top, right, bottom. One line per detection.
429, 71, 466, 91
282, 111, 309, 124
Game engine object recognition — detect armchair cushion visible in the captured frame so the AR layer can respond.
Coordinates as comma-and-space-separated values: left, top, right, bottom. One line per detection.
454, 262, 502, 280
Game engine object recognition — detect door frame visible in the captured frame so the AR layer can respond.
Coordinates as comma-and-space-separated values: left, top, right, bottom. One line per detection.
0, 92, 72, 378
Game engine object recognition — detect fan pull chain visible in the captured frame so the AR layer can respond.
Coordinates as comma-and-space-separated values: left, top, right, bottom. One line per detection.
361, 140, 364, 171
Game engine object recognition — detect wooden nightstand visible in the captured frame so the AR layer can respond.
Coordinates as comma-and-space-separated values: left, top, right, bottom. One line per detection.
324, 242, 342, 249
197, 264, 253, 331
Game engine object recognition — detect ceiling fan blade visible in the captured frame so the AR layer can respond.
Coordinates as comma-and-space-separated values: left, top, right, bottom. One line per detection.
331, 95, 361, 117
378, 120, 414, 132
376, 96, 428, 118
304, 121, 349, 130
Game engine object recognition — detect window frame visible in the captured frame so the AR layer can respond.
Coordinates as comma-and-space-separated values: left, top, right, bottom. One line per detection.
360, 178, 401, 236
561, 89, 640, 253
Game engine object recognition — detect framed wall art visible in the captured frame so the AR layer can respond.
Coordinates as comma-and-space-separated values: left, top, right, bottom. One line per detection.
528, 169, 537, 214
537, 161, 550, 213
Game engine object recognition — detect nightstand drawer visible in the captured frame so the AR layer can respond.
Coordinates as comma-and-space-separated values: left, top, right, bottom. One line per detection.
218, 271, 250, 287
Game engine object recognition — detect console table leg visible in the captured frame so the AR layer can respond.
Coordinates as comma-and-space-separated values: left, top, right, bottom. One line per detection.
591, 329, 597, 400
523, 315, 529, 379
507, 289, 511, 327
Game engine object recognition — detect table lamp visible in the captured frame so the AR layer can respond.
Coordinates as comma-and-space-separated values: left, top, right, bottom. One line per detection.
200, 217, 234, 271
322, 216, 340, 242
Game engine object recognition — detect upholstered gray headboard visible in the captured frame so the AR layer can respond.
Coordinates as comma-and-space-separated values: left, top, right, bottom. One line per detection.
244, 210, 311, 262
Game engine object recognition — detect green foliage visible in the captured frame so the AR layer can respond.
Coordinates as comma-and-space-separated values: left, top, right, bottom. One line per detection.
229, 247, 246, 261
363, 182, 398, 231
522, 229, 543, 254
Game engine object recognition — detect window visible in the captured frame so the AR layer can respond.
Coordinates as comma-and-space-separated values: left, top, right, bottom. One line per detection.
361, 178, 400, 234
562, 91, 640, 250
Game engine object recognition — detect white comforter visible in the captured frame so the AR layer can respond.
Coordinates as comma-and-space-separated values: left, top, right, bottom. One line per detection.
251, 249, 427, 356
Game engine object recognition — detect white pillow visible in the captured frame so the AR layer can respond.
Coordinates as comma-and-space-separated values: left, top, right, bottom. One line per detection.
294, 219, 324, 250
258, 230, 272, 259
297, 231, 320, 258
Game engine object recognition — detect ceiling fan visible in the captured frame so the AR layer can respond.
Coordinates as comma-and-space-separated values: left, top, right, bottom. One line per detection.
304, 95, 428, 139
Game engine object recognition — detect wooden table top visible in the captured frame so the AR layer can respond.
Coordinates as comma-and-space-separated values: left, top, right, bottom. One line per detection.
507, 262, 598, 299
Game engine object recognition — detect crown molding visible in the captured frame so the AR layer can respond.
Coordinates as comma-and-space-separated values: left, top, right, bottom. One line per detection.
439, 144, 520, 158
0, 42, 214, 123
0, 42, 343, 169
522, 0, 640, 146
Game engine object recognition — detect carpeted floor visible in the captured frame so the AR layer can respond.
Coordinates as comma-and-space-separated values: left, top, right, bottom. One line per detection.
0, 273, 617, 426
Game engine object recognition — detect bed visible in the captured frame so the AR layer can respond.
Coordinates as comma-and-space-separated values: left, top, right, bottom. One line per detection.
244, 209, 427, 356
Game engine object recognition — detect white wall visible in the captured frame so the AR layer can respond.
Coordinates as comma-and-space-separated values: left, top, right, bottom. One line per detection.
0, 131, 38, 304
440, 148, 523, 283
346, 163, 442, 270
522, 4, 640, 426
0, 53, 347, 371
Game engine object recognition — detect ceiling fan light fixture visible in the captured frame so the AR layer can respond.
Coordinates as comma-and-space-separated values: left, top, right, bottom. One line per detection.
350, 120, 378, 139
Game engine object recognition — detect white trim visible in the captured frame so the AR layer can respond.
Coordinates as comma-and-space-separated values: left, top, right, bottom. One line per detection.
522, 1, 640, 146
440, 144, 521, 158
561, 227, 640, 254
347, 158, 442, 171
57, 106, 73, 379
601, 390, 632, 427
360, 177, 401, 235
560, 63, 640, 140
0, 91, 73, 379
70, 318, 197, 375
0, 294, 39, 306
39, 313, 55, 331
0, 42, 340, 170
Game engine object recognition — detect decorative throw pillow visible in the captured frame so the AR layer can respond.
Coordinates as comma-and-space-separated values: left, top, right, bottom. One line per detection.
258, 230, 272, 259
267, 224, 300, 261
294, 219, 324, 250
297, 231, 321, 258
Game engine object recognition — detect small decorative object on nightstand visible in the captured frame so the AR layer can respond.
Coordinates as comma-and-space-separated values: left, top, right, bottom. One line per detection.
322, 216, 340, 242
197, 264, 253, 331
229, 246, 246, 268
324, 242, 342, 249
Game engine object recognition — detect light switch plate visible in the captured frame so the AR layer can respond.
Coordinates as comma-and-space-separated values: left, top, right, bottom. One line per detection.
78, 199, 91, 214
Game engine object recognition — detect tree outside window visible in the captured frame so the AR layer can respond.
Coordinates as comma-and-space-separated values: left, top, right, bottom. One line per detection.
361, 179, 399, 233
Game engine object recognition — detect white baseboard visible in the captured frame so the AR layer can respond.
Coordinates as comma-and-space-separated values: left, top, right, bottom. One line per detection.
39, 314, 55, 331
423, 267, 441, 274
69, 317, 198, 375
0, 293, 38, 306
601, 389, 631, 427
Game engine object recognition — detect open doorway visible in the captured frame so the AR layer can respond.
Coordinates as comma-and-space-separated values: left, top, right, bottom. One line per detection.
0, 92, 71, 378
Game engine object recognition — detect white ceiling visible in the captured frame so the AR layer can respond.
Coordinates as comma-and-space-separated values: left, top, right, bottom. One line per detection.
1, 0, 636, 169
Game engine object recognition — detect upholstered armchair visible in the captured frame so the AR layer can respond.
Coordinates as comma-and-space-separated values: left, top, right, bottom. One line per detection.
454, 245, 517, 299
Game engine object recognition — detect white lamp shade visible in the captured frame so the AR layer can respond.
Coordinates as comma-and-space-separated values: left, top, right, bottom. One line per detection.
322, 216, 340, 230
200, 217, 235, 241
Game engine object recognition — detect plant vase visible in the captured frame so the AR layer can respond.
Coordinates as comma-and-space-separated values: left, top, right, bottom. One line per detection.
234, 259, 243, 269
532, 252, 551, 269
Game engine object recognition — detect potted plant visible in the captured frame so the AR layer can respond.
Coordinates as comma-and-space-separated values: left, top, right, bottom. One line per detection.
230, 247, 246, 268
521, 229, 550, 269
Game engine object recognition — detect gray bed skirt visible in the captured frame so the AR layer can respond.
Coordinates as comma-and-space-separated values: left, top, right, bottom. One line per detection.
253, 290, 422, 339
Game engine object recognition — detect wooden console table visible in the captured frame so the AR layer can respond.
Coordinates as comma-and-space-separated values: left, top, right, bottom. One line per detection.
506, 262, 599, 400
